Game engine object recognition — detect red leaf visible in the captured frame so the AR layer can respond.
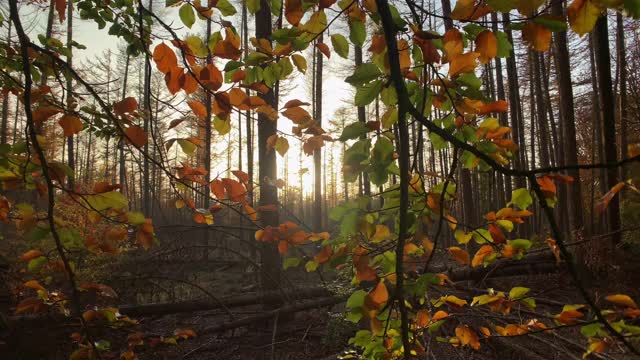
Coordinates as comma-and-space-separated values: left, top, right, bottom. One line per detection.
125, 125, 147, 148
188, 100, 208, 119
55, 0, 66, 22
114, 97, 138, 116
316, 42, 331, 59
153, 43, 178, 74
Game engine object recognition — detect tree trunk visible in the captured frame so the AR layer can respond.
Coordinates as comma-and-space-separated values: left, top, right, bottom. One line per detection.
256, 0, 281, 304
0, 21, 11, 145
551, 0, 583, 233
593, 15, 621, 245
313, 33, 323, 232
616, 13, 628, 180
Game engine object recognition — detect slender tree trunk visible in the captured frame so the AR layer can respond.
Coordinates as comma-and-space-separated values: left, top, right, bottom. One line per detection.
1, 21, 11, 145
256, 0, 281, 303
141, 0, 153, 215
64, 0, 75, 186
593, 15, 621, 245
119, 54, 130, 192
551, 0, 583, 233
616, 13, 628, 180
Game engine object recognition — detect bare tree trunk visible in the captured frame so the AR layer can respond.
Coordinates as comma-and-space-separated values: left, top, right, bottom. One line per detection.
616, 13, 628, 180
1, 21, 11, 145
551, 0, 583, 233
119, 54, 130, 192
593, 15, 621, 245
65, 0, 75, 186
256, 0, 281, 303
313, 33, 324, 231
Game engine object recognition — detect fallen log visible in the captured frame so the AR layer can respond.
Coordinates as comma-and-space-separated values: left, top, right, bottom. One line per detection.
445, 253, 560, 282
119, 287, 331, 317
200, 296, 346, 335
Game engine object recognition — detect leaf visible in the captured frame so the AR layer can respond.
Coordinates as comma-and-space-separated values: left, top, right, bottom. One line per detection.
58, 115, 82, 136
475, 30, 497, 65
114, 97, 138, 115
55, 0, 66, 22
316, 42, 331, 59
471, 245, 494, 267
349, 20, 366, 46
345, 63, 382, 85
331, 34, 349, 59
449, 52, 480, 78
214, 117, 231, 135
153, 43, 178, 74
291, 54, 307, 73
177, 139, 197, 156
125, 125, 147, 148
495, 31, 512, 58
448, 247, 470, 265
605, 294, 638, 308
339, 122, 370, 141
282, 106, 312, 123
508, 287, 530, 300
454, 229, 472, 244
247, 0, 261, 13
522, 22, 551, 52
216, 0, 237, 16
20, 250, 44, 262
568, 0, 601, 36
179, 4, 196, 28
509, 188, 532, 210
285, 0, 303, 25
187, 100, 207, 119
366, 281, 389, 308
355, 80, 383, 106
274, 136, 289, 156
596, 181, 625, 213
455, 325, 480, 350
85, 191, 128, 211
370, 224, 391, 243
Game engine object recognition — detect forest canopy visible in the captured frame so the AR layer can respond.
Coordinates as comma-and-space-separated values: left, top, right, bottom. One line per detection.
1, 0, 640, 359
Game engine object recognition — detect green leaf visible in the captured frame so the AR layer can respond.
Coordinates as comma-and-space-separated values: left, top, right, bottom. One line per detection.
346, 64, 382, 85
214, 117, 231, 135
86, 191, 128, 211
508, 286, 530, 300
339, 122, 370, 141
508, 239, 532, 250
247, 0, 261, 14
533, 16, 568, 32
59, 227, 83, 250
429, 132, 447, 151
331, 34, 349, 59
457, 72, 482, 90
486, 0, 517, 12
127, 212, 146, 225
355, 80, 383, 106
28, 256, 47, 272
177, 139, 197, 156
271, 0, 282, 16
95, 340, 111, 351
216, 0, 237, 16
496, 31, 512, 58
625, 0, 640, 18
283, 257, 301, 269
291, 54, 307, 73
179, 4, 195, 28
166, 0, 181, 6
509, 188, 532, 210
369, 137, 395, 186
349, 20, 366, 47
581, 323, 605, 337
305, 260, 318, 272
347, 290, 367, 309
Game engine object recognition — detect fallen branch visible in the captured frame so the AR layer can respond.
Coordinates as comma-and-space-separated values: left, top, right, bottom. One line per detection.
200, 296, 346, 335
445, 253, 560, 282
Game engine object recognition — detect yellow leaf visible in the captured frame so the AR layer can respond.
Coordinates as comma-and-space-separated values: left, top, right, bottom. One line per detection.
605, 294, 638, 308
449, 52, 479, 78
371, 224, 391, 243
274, 136, 289, 157
454, 229, 472, 244
568, 0, 602, 36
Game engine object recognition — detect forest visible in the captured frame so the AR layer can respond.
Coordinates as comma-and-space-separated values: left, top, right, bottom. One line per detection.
0, 0, 639, 358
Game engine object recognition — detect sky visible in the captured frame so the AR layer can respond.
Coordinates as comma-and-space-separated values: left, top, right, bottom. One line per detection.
8, 1, 359, 194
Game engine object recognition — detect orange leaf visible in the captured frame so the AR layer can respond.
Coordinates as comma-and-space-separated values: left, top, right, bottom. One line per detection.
536, 176, 556, 196
449, 52, 479, 78
32, 106, 61, 124
243, 204, 257, 221
471, 245, 495, 267
210, 179, 225, 199
476, 30, 497, 64
200, 64, 223, 91
58, 115, 83, 136
153, 43, 178, 74
285, 0, 303, 25
188, 100, 208, 119
55, 0, 66, 22
114, 97, 138, 116
314, 245, 333, 264
455, 325, 480, 350
232, 170, 249, 184
448, 246, 470, 265
443, 29, 463, 58
366, 280, 389, 308
605, 294, 638, 308
125, 125, 147, 148
522, 22, 551, 52
478, 100, 508, 115
20, 250, 44, 262
282, 106, 312, 124
24, 280, 45, 291
180, 72, 199, 94
316, 42, 331, 59
596, 181, 625, 213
